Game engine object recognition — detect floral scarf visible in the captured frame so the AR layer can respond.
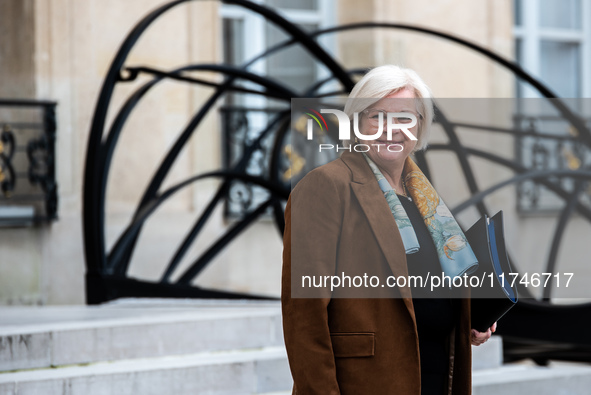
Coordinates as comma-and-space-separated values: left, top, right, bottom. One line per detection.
362, 152, 479, 279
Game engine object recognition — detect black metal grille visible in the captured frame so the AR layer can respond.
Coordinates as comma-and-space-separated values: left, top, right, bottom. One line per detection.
220, 106, 287, 219
515, 113, 591, 213
0, 100, 58, 226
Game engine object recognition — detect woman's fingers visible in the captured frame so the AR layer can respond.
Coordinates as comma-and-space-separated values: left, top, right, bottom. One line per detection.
471, 322, 498, 345
471, 328, 493, 346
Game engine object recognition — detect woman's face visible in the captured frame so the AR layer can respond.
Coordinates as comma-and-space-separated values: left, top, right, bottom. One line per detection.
356, 87, 419, 169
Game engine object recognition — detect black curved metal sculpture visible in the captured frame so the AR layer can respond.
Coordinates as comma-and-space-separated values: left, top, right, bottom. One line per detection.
84, 0, 591, 363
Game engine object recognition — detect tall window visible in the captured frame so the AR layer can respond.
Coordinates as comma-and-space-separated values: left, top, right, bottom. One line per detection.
219, 1, 336, 218
220, 0, 336, 103
513, 0, 591, 214
514, 0, 591, 98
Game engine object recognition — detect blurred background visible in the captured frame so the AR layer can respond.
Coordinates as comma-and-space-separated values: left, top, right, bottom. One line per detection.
3, 0, 590, 304
1, 0, 591, 393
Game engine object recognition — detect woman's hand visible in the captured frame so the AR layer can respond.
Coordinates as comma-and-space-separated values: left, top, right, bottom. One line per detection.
471, 322, 497, 346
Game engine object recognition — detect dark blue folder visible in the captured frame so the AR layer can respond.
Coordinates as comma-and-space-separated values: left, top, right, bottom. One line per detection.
465, 210, 518, 332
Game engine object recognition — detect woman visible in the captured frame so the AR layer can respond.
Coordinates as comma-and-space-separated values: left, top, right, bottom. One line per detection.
282, 65, 496, 395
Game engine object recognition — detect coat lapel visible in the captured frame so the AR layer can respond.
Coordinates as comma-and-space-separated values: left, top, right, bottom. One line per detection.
340, 151, 416, 319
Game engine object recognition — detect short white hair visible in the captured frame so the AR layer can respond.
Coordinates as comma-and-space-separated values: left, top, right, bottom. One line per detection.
343, 65, 434, 151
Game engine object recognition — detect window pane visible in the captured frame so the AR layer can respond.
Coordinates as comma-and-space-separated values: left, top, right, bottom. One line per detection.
223, 18, 244, 65
540, 40, 581, 97
266, 0, 318, 11
515, 38, 524, 97
539, 0, 581, 29
514, 0, 522, 27
222, 18, 245, 106
265, 23, 317, 94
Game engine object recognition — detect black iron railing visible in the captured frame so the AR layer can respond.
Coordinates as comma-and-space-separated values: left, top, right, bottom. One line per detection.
0, 99, 57, 226
514, 114, 591, 213
220, 106, 288, 219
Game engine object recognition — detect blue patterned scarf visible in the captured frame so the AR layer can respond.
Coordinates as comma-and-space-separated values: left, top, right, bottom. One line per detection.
362, 152, 479, 279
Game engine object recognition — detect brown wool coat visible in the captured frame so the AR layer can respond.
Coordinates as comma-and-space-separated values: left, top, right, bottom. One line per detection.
281, 150, 472, 395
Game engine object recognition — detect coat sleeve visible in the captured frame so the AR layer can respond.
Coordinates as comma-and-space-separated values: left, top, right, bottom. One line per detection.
281, 168, 344, 394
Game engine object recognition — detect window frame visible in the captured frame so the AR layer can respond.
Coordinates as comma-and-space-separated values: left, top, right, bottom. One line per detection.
219, 0, 337, 98
513, 0, 591, 98
218, 0, 337, 220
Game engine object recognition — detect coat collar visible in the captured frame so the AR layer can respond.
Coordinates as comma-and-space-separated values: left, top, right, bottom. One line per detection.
339, 151, 416, 320
339, 150, 373, 184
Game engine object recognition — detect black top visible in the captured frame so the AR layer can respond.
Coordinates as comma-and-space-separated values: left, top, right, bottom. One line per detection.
397, 194, 458, 395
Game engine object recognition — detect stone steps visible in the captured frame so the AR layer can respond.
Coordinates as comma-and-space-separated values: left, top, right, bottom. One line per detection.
1, 298, 590, 394
0, 346, 290, 394
473, 362, 591, 394
0, 299, 292, 394
0, 299, 283, 372
4, 358, 589, 395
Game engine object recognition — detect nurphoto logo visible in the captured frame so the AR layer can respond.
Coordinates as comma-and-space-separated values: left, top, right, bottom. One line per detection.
304, 108, 418, 152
